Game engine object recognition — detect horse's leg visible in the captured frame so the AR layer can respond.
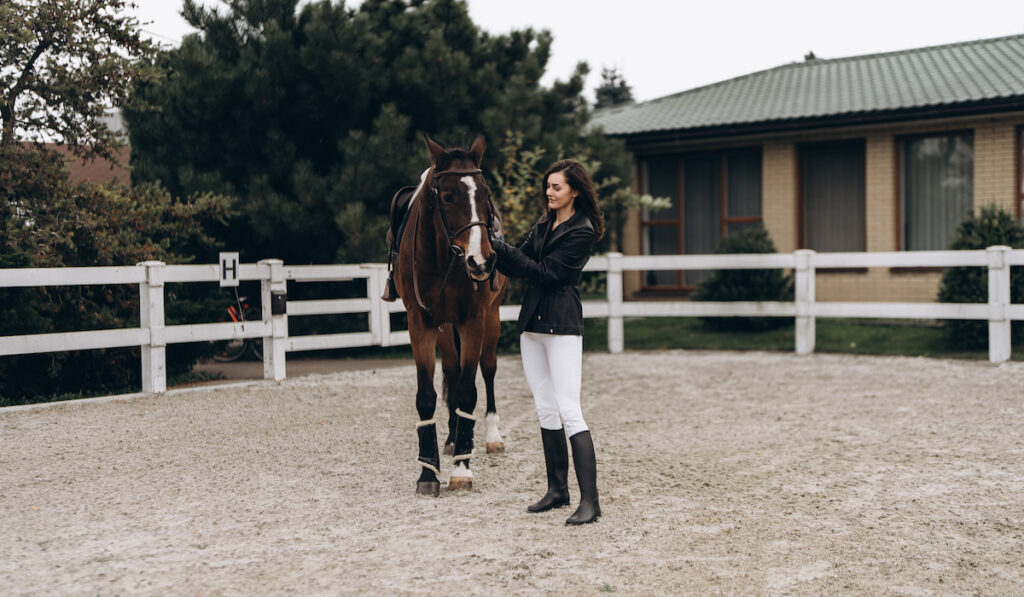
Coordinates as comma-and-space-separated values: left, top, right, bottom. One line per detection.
448, 318, 486, 491
410, 319, 441, 497
481, 302, 504, 454
438, 324, 460, 456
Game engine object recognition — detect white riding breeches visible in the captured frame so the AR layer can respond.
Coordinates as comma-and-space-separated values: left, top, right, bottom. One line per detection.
519, 331, 588, 437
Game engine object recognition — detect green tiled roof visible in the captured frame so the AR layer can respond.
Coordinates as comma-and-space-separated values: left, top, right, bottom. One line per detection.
591, 34, 1024, 137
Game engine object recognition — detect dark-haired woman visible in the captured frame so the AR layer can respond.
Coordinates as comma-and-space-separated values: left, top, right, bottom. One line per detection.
490, 159, 604, 525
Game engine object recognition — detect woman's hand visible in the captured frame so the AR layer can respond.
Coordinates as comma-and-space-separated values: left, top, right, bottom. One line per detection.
489, 231, 508, 262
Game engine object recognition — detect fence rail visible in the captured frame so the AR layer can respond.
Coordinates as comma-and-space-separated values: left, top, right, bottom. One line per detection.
1, 247, 1022, 394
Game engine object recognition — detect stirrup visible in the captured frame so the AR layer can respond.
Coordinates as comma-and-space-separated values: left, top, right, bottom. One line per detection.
381, 274, 399, 302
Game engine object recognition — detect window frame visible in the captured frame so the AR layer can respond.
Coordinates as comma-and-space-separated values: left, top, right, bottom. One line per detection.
639, 148, 764, 292
639, 157, 684, 289
896, 129, 975, 252
797, 138, 867, 253
1017, 125, 1024, 220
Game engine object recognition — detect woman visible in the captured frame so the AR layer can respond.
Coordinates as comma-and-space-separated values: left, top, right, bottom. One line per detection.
490, 158, 604, 525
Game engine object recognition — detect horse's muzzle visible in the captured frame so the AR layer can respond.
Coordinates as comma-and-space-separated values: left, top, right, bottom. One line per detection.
466, 253, 496, 281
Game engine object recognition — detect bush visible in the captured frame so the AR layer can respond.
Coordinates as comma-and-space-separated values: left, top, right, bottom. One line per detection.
937, 205, 1024, 350
692, 226, 793, 331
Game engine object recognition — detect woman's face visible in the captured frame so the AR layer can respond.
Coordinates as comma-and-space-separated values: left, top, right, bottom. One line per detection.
546, 170, 578, 213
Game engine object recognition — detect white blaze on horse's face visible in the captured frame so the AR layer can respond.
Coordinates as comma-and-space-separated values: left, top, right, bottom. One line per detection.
460, 175, 487, 279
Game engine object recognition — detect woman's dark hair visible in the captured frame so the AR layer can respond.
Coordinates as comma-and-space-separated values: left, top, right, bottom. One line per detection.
542, 159, 605, 241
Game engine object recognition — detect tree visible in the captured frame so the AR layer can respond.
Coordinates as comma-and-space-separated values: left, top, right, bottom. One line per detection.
126, 0, 601, 265
594, 66, 633, 110
0, 0, 156, 161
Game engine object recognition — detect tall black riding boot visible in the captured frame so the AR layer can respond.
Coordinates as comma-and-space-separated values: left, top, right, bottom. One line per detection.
566, 430, 601, 525
527, 427, 570, 513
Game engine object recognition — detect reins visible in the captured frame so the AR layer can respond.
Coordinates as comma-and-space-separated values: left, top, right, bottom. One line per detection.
411, 166, 496, 313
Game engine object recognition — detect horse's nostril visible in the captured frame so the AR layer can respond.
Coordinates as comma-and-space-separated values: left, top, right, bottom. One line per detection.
467, 255, 478, 269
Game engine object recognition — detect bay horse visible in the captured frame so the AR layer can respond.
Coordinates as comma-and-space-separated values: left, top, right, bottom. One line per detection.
394, 133, 507, 496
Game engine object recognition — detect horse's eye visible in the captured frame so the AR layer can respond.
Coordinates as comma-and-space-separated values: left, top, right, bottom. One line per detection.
441, 192, 455, 203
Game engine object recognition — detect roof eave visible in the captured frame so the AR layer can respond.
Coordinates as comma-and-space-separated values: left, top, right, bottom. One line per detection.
603, 97, 1024, 150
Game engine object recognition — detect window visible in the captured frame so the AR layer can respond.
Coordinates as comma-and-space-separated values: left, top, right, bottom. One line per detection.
1018, 126, 1024, 219
800, 140, 865, 252
640, 149, 763, 289
641, 156, 682, 287
901, 132, 974, 251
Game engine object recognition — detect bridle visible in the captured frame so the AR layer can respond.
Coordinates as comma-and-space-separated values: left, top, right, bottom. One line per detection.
412, 166, 497, 313
429, 167, 495, 257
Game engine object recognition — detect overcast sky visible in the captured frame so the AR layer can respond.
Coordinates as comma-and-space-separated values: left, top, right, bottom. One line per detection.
131, 0, 1024, 103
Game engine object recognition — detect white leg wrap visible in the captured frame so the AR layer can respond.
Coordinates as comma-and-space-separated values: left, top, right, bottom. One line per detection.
452, 451, 474, 463
455, 408, 476, 421
416, 418, 437, 428
485, 413, 502, 444
450, 461, 473, 478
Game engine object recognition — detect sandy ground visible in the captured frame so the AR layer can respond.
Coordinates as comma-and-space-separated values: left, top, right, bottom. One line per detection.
191, 357, 411, 383
2, 350, 1023, 595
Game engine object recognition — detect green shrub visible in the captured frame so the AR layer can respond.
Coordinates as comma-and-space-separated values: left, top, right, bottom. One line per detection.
937, 205, 1024, 350
692, 226, 793, 331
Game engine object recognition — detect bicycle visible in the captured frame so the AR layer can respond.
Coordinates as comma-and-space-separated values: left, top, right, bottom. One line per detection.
211, 287, 264, 362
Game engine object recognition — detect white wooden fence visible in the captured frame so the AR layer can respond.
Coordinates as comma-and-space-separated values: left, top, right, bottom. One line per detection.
1, 247, 1022, 395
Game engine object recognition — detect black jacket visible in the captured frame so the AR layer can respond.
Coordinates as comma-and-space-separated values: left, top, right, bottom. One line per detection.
492, 210, 596, 336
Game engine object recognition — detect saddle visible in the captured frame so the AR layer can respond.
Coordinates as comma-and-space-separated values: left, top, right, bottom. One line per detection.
387, 185, 417, 253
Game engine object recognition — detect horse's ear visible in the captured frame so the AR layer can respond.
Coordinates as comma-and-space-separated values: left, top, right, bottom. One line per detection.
424, 134, 446, 165
469, 132, 486, 166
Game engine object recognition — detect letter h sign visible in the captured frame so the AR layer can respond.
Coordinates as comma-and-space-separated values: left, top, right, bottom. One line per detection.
219, 252, 240, 287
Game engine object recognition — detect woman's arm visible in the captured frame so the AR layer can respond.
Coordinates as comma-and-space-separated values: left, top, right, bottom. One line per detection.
492, 227, 595, 289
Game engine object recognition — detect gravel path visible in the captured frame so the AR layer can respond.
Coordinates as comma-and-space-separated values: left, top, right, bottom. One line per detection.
2, 350, 1023, 595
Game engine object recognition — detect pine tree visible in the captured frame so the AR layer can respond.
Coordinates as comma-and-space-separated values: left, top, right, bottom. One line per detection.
594, 66, 634, 110
126, 0, 618, 265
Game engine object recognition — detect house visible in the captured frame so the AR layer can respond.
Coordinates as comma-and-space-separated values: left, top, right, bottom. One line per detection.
591, 34, 1024, 302
50, 143, 131, 186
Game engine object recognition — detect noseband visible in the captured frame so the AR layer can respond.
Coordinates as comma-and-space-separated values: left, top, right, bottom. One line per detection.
411, 166, 497, 313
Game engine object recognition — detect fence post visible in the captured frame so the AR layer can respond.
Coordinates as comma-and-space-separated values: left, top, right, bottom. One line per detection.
365, 264, 392, 347
259, 259, 288, 381
794, 249, 816, 356
138, 260, 166, 394
606, 252, 624, 353
987, 245, 1012, 363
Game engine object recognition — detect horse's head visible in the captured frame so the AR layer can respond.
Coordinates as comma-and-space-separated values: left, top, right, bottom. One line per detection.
424, 133, 496, 282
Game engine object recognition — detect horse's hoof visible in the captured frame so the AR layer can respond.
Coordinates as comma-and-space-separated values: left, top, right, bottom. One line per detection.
485, 441, 505, 454
447, 476, 473, 491
442, 443, 454, 456
416, 481, 441, 497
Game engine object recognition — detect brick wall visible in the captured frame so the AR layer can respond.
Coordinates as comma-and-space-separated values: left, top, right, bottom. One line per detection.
974, 121, 1017, 214
813, 269, 946, 302
864, 134, 897, 253
762, 142, 798, 253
